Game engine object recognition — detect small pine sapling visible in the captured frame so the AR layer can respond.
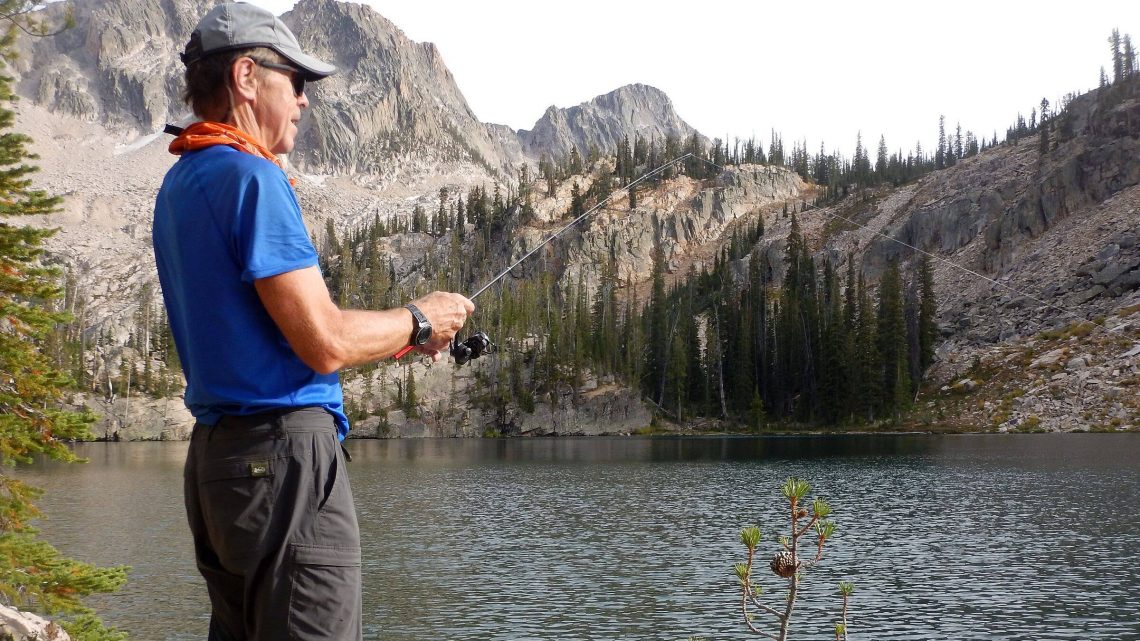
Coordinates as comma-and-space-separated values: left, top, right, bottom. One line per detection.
834, 581, 854, 641
734, 478, 851, 641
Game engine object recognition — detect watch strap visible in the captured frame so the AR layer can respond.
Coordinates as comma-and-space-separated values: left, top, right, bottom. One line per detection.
405, 303, 430, 345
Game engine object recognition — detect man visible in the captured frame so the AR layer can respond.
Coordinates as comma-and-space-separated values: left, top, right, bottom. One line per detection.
152, 4, 474, 639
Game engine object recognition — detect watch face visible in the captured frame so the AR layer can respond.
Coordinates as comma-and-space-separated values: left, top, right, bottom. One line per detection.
414, 324, 433, 345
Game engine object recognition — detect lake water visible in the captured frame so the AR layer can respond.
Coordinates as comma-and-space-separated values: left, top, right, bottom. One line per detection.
15, 434, 1140, 641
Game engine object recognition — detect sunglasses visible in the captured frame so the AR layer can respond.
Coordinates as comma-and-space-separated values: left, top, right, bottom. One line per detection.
251, 58, 306, 97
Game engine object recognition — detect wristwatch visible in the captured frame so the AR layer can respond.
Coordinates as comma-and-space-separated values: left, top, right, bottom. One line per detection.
405, 303, 432, 346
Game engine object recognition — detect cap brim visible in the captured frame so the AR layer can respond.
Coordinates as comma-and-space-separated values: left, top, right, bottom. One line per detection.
276, 47, 336, 81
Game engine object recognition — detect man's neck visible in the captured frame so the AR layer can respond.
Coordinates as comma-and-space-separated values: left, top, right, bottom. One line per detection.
227, 106, 269, 154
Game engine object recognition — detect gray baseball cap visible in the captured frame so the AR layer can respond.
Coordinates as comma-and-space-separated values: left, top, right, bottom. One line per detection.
181, 2, 336, 80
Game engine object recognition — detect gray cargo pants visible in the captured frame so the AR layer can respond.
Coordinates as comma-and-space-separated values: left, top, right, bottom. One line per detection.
184, 408, 362, 641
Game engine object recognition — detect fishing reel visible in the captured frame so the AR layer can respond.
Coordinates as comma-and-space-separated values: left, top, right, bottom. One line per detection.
450, 331, 496, 365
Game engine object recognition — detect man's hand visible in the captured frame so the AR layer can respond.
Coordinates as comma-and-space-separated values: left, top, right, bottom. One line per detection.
408, 291, 475, 361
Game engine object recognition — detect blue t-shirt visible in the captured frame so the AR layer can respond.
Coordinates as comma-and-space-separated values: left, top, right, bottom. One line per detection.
153, 145, 349, 439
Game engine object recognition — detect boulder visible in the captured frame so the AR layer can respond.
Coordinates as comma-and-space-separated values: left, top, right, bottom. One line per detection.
953, 378, 979, 392
1096, 243, 1121, 261
1031, 348, 1068, 369
1094, 257, 1140, 285
1068, 285, 1106, 305
0, 604, 70, 641
1066, 356, 1089, 371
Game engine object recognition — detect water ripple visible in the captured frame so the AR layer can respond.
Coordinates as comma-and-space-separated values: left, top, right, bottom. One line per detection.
15, 434, 1140, 640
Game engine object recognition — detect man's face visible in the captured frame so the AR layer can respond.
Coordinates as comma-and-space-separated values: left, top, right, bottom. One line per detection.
251, 60, 309, 155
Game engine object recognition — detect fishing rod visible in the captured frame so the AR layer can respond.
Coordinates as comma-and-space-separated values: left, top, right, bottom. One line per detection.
394, 152, 695, 362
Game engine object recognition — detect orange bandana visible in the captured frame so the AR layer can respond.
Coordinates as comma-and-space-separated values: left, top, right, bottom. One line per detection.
169, 121, 294, 184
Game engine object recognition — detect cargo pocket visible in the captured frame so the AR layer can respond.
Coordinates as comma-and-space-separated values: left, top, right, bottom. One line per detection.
197, 457, 277, 569
287, 544, 362, 641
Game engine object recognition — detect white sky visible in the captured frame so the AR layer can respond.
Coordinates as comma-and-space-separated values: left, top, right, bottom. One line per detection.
250, 0, 1138, 158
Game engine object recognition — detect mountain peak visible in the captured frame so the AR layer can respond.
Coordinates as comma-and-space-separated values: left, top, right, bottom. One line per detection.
17, 0, 701, 176
519, 83, 701, 161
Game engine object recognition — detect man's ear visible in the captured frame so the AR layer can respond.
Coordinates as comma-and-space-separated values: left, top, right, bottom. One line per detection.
229, 57, 259, 102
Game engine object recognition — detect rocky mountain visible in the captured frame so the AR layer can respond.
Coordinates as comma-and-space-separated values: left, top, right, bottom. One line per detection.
15, 0, 699, 179
518, 84, 703, 161
9, 0, 712, 439
9, 0, 1138, 437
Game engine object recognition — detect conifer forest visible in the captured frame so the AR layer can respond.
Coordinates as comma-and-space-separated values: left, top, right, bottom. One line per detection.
41, 28, 1140, 432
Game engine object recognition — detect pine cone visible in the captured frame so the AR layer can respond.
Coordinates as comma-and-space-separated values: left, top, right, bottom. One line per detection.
770, 550, 799, 578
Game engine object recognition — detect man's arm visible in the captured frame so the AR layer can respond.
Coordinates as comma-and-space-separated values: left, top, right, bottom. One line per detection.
254, 265, 474, 374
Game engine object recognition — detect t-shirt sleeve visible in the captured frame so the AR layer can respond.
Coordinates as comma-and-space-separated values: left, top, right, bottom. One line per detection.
233, 166, 319, 283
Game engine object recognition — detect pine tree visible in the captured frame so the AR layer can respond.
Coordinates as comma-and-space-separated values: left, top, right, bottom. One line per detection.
1110, 28, 1123, 83
569, 181, 584, 219
437, 187, 448, 233
875, 135, 888, 181
568, 145, 583, 175
876, 262, 909, 416
666, 291, 693, 419
917, 254, 938, 372
1038, 97, 1051, 158
935, 116, 946, 170
684, 132, 704, 178
840, 257, 858, 419
633, 134, 649, 165
768, 130, 783, 166
0, 4, 127, 637
644, 234, 669, 405
853, 272, 881, 421
1124, 34, 1136, 78
774, 212, 817, 420
817, 259, 846, 423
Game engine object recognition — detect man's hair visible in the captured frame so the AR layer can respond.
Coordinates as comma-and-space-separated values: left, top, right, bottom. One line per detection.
182, 46, 290, 122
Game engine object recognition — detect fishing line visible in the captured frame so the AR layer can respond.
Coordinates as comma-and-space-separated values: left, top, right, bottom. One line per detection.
395, 153, 694, 361
469, 152, 694, 300
696, 157, 1131, 336
402, 151, 1130, 363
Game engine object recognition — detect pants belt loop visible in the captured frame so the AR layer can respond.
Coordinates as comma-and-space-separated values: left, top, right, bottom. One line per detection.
272, 413, 287, 440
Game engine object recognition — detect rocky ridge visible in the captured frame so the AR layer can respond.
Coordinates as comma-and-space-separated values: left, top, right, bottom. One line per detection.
17, 0, 698, 180
10, 1, 1140, 437
793, 78, 1140, 431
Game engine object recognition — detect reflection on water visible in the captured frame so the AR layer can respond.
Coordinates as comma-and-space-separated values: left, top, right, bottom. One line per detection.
15, 434, 1140, 640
